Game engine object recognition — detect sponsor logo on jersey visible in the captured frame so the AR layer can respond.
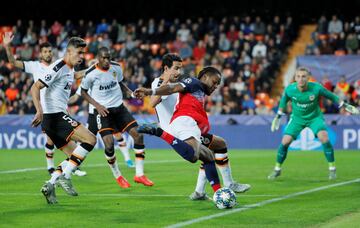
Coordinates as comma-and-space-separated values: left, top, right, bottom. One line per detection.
64, 82, 72, 90
99, 81, 117, 90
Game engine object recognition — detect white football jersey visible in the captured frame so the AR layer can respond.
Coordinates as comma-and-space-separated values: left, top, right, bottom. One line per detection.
23, 61, 49, 82
81, 62, 123, 109
151, 77, 178, 131
38, 59, 74, 114
75, 86, 95, 114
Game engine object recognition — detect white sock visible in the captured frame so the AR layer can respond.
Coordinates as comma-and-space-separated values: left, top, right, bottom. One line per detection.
49, 170, 62, 184
118, 138, 131, 161
215, 153, 234, 187
106, 154, 121, 178
135, 158, 144, 176
45, 145, 55, 170
63, 145, 89, 179
134, 147, 145, 176
195, 169, 207, 194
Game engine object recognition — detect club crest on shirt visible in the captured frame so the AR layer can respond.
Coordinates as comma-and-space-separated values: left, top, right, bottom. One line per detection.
184, 77, 192, 84
309, 95, 315, 101
113, 71, 117, 79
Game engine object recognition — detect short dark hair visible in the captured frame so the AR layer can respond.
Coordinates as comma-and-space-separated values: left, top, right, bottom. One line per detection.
67, 37, 87, 49
198, 66, 222, 79
161, 53, 182, 72
97, 46, 110, 56
39, 42, 52, 51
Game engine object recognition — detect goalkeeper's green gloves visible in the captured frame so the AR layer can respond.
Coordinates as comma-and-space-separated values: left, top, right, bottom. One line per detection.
271, 111, 285, 132
339, 101, 359, 115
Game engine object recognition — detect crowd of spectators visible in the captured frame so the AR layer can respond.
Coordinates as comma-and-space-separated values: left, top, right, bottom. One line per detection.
307, 15, 360, 55
303, 15, 360, 113
0, 15, 297, 116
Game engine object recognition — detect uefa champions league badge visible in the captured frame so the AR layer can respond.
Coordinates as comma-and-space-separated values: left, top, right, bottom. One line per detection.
45, 74, 52, 81
309, 95, 315, 101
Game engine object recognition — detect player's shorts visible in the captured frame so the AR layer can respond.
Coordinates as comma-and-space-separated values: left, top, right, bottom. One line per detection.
87, 113, 123, 136
168, 116, 201, 142
284, 116, 327, 139
94, 104, 138, 137
200, 133, 214, 148
41, 112, 81, 149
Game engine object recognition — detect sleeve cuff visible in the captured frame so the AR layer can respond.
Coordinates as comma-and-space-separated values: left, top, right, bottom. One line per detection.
38, 79, 49, 88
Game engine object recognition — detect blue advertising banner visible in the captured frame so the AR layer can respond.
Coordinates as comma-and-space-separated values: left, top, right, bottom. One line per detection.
296, 55, 360, 83
0, 115, 359, 150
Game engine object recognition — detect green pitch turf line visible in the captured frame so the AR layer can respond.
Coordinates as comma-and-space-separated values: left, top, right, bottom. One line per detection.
167, 178, 360, 228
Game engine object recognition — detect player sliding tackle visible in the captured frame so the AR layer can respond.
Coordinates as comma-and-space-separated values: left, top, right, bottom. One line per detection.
269, 67, 359, 180
134, 67, 223, 193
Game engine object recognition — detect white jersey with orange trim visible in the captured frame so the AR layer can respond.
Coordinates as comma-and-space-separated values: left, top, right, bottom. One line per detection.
37, 59, 74, 114
23, 61, 50, 82
80, 62, 123, 109
151, 77, 178, 131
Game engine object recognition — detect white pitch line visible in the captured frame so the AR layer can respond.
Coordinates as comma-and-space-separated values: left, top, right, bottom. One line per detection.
0, 192, 278, 198
166, 178, 360, 228
0, 159, 182, 174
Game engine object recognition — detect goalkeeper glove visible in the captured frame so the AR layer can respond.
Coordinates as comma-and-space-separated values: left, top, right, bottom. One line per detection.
271, 111, 285, 132
339, 101, 360, 115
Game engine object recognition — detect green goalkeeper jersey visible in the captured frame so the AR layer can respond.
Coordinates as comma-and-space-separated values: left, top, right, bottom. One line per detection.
279, 82, 339, 121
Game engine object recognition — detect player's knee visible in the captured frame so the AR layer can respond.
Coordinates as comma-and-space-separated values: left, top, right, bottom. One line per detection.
104, 144, 115, 157
318, 135, 329, 143
216, 136, 227, 148
131, 129, 143, 143
281, 136, 292, 146
86, 133, 97, 145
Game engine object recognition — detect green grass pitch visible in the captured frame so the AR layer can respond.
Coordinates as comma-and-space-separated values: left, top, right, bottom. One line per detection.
1, 149, 360, 227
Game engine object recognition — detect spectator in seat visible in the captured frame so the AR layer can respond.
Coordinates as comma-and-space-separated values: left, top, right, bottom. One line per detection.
328, 15, 343, 34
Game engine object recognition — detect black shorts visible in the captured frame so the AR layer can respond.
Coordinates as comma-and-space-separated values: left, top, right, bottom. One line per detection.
94, 104, 138, 137
41, 112, 81, 149
87, 113, 98, 135
200, 133, 214, 148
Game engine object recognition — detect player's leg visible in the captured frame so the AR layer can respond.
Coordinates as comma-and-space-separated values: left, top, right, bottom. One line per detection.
208, 134, 251, 193
138, 117, 221, 192
61, 124, 96, 180
116, 104, 153, 186
113, 132, 134, 168
44, 135, 55, 174
268, 119, 303, 180
127, 126, 154, 186
311, 118, 336, 180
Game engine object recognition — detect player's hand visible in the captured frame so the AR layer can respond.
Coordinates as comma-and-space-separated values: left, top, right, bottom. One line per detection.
96, 104, 109, 117
134, 88, 151, 99
344, 103, 359, 115
271, 116, 281, 132
31, 111, 43, 127
2, 32, 14, 46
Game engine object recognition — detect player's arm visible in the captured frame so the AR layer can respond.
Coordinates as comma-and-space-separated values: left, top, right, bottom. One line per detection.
319, 85, 359, 114
81, 88, 109, 117
271, 89, 289, 132
119, 81, 136, 99
30, 80, 45, 127
2, 32, 24, 70
150, 79, 170, 108
74, 70, 86, 80
68, 94, 80, 105
134, 83, 184, 99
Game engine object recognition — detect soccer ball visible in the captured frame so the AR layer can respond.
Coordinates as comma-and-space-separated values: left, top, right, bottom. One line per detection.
213, 187, 237, 209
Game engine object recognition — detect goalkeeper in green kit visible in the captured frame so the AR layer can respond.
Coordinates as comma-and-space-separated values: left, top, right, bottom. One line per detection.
268, 67, 359, 180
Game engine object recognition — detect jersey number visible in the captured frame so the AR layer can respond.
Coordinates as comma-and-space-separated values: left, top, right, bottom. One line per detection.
96, 114, 102, 130
62, 115, 79, 127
